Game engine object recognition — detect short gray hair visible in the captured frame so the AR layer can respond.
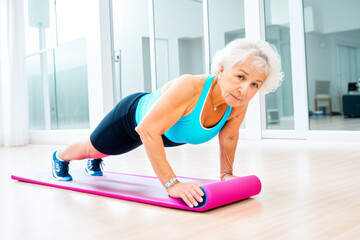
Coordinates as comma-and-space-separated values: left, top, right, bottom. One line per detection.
210, 38, 284, 94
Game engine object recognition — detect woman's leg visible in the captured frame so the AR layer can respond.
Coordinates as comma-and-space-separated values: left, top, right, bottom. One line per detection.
57, 92, 148, 162
58, 137, 109, 161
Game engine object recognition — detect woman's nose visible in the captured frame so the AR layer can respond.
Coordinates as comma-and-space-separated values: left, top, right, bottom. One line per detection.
238, 83, 249, 95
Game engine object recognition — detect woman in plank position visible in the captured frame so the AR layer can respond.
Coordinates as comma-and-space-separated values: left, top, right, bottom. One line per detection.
51, 38, 283, 208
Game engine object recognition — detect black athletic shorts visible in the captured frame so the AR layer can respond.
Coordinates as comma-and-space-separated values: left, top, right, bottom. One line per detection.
90, 92, 185, 155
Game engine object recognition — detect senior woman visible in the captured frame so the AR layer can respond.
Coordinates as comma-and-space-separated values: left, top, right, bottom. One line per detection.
51, 38, 283, 208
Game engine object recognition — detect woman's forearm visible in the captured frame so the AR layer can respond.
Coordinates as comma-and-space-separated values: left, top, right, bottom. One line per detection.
136, 128, 176, 187
219, 137, 238, 178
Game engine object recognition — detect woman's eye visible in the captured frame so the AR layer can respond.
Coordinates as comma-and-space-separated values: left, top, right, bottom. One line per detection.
238, 75, 244, 80
252, 83, 259, 88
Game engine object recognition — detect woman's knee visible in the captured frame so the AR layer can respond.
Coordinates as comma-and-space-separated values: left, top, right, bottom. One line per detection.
85, 138, 109, 159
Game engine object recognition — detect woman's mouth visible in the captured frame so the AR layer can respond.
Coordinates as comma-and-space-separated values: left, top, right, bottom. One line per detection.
231, 94, 241, 101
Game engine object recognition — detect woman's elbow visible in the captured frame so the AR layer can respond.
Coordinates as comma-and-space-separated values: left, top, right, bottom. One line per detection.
219, 129, 238, 140
219, 132, 239, 144
135, 124, 147, 139
135, 124, 161, 142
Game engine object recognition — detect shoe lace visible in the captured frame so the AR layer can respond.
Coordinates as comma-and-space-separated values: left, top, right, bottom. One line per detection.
56, 160, 70, 175
88, 159, 104, 171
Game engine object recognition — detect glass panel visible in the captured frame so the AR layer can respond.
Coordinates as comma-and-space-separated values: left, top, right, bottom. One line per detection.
153, 0, 205, 88
208, 0, 245, 60
208, 0, 246, 129
304, 0, 360, 130
55, 0, 98, 45
26, 50, 54, 130
54, 38, 89, 129
111, 0, 152, 103
264, 0, 295, 130
25, 0, 57, 54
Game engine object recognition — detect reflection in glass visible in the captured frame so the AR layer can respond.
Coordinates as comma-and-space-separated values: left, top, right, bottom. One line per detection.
264, 0, 295, 130
27, 50, 54, 130
25, 0, 57, 54
54, 38, 89, 129
208, 0, 245, 60
304, 0, 360, 130
156, 39, 170, 88
25, 0, 92, 130
27, 39, 90, 130
153, 0, 205, 88
111, 0, 152, 103
208, 0, 246, 129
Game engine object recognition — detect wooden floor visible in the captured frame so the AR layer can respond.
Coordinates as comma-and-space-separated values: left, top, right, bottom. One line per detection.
1, 139, 359, 240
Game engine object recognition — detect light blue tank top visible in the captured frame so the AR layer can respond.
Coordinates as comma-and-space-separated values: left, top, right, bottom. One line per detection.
135, 75, 232, 144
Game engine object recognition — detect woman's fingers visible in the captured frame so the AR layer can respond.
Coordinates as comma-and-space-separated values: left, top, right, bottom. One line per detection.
180, 193, 194, 208
194, 185, 205, 197
187, 192, 199, 207
189, 187, 203, 203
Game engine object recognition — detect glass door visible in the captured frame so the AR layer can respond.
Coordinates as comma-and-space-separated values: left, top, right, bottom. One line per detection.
263, 0, 295, 131
153, 0, 206, 88
261, 0, 308, 139
303, 0, 360, 131
110, 0, 153, 104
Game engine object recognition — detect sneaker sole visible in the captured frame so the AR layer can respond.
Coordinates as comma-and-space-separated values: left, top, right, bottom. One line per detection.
85, 167, 103, 176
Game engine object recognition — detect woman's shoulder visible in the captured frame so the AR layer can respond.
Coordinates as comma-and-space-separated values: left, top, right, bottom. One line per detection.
161, 74, 208, 96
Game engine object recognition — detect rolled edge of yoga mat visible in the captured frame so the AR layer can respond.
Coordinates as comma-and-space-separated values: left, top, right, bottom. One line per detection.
195, 175, 262, 211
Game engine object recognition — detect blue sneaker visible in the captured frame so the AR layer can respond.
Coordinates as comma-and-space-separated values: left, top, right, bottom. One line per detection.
51, 151, 72, 181
85, 159, 104, 176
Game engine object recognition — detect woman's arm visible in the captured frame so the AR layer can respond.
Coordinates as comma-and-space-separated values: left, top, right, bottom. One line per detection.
218, 105, 248, 181
135, 75, 204, 207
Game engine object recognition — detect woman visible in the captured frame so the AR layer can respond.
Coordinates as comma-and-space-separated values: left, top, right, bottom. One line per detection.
51, 38, 283, 208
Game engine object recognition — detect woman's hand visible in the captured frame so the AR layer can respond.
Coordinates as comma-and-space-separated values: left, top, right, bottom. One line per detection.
220, 173, 238, 181
167, 182, 204, 208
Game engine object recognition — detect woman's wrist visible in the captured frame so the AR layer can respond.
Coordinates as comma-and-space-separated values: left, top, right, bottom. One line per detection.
165, 177, 179, 189
220, 173, 233, 181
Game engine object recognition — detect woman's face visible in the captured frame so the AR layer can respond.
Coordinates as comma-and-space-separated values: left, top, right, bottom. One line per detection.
218, 57, 267, 107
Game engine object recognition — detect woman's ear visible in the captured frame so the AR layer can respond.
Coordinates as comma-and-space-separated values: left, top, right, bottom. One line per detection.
218, 65, 224, 79
220, 65, 224, 73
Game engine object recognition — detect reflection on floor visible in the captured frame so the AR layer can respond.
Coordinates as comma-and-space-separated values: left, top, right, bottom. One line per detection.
267, 116, 294, 130
267, 115, 360, 130
309, 115, 360, 130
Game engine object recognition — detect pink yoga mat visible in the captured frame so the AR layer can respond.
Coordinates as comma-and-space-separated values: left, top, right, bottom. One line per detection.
11, 170, 261, 211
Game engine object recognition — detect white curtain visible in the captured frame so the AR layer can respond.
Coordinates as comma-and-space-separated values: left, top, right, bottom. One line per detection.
0, 0, 29, 146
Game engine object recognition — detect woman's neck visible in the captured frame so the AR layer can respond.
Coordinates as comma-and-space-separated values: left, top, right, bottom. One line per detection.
210, 76, 226, 110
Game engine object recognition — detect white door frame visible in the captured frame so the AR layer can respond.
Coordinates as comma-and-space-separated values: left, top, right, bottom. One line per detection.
243, 0, 310, 140
243, 0, 264, 140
